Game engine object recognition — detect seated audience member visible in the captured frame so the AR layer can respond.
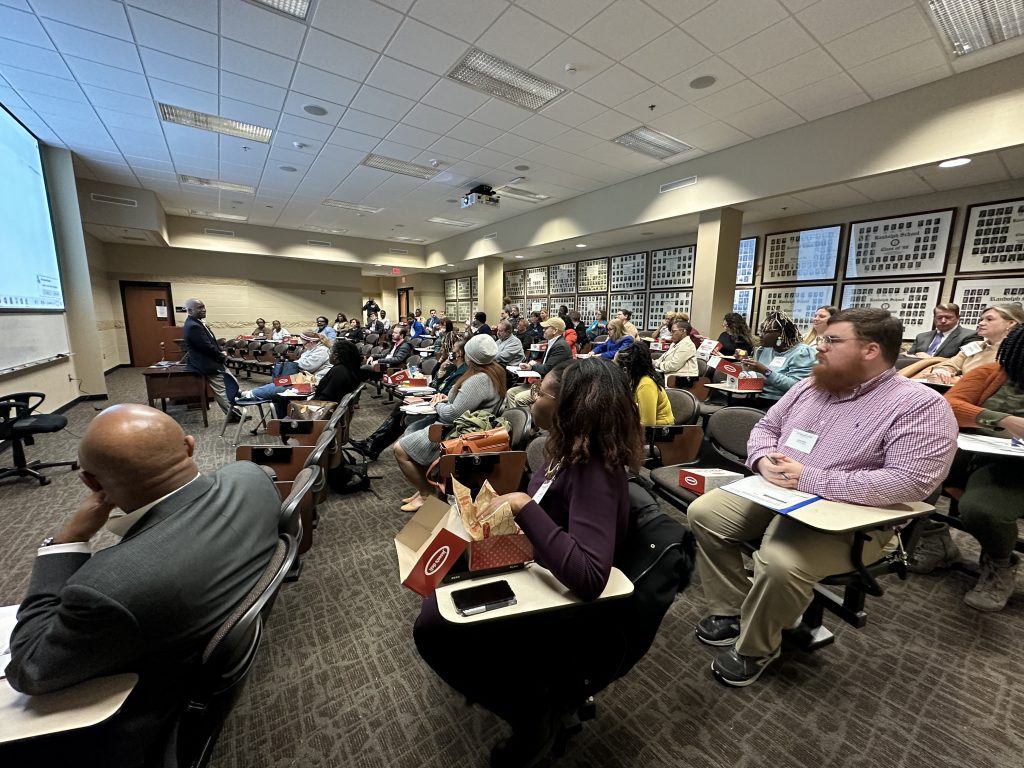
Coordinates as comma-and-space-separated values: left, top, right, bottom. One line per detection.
362, 325, 415, 380
506, 317, 572, 408
508, 305, 521, 322
4, 404, 280, 768
332, 312, 348, 334
271, 339, 363, 418
425, 308, 441, 331
717, 312, 755, 357
270, 345, 300, 378
689, 309, 957, 686
514, 317, 533, 352
617, 344, 674, 426
654, 320, 698, 385
557, 304, 570, 324
246, 330, 331, 400
415, 358, 644, 767
801, 305, 837, 347
393, 334, 505, 512
494, 320, 525, 365
586, 309, 608, 341
379, 309, 391, 330
252, 317, 268, 337
591, 318, 634, 360
915, 326, 1024, 611
344, 317, 364, 342
408, 314, 425, 338
270, 319, 291, 341
539, 309, 549, 322
365, 312, 384, 335
742, 311, 816, 407
618, 309, 640, 339
568, 310, 588, 348
527, 311, 544, 343
433, 318, 459, 358
907, 303, 979, 358
911, 303, 1023, 383
316, 315, 338, 340
474, 311, 491, 336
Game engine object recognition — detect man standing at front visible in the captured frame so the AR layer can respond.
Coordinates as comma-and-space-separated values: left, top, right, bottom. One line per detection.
689, 309, 957, 686
182, 298, 238, 420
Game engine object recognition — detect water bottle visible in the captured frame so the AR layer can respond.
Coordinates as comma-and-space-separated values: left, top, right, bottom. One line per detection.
409, 365, 419, 378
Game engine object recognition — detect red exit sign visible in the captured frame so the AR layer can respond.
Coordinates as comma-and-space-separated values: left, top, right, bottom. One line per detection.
391, 267, 401, 275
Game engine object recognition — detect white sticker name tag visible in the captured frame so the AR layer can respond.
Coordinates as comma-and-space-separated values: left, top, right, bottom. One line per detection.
784, 429, 818, 453
770, 356, 787, 369
960, 341, 984, 357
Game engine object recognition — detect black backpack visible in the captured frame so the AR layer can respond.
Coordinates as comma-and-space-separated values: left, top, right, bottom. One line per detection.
327, 448, 377, 495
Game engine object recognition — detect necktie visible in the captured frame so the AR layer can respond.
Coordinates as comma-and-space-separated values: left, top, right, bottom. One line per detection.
927, 332, 943, 355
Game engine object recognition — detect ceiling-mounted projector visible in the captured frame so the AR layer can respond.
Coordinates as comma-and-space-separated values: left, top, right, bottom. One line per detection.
461, 184, 499, 209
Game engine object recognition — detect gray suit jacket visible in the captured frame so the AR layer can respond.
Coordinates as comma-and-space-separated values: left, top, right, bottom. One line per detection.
907, 325, 979, 358
5, 462, 280, 766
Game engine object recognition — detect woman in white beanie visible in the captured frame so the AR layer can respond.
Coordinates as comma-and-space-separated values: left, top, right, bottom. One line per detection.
393, 334, 506, 512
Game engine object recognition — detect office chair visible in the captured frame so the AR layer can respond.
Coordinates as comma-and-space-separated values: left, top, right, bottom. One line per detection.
0, 392, 78, 486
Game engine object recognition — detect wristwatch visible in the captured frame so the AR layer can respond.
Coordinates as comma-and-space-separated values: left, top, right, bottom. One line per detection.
40, 536, 57, 548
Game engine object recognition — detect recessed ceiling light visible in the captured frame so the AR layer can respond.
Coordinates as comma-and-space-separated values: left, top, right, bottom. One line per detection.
447, 48, 565, 111
244, 0, 310, 20
613, 126, 693, 160
159, 103, 272, 142
446, 263, 454, 267
279, 165, 298, 172
689, 75, 717, 89
178, 175, 255, 194
929, 0, 1024, 56
938, 157, 972, 168
322, 199, 383, 214
427, 216, 474, 228
514, 254, 524, 259
189, 209, 248, 222
514, 164, 530, 171
576, 243, 587, 248
439, 269, 447, 273
362, 153, 439, 179
303, 103, 328, 116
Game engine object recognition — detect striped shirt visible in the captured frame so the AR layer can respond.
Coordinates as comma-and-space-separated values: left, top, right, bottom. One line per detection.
746, 368, 958, 506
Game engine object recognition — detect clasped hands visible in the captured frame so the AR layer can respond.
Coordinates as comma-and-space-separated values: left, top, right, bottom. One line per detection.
758, 452, 804, 490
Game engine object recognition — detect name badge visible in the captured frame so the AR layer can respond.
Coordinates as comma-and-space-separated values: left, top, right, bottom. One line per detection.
960, 341, 984, 357
770, 356, 787, 369
533, 478, 554, 504
784, 428, 818, 453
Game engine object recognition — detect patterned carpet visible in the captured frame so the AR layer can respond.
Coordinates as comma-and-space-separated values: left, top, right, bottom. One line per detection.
1, 368, 1022, 768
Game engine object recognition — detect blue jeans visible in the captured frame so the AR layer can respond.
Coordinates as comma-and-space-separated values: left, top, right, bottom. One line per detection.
272, 361, 299, 377
249, 383, 285, 400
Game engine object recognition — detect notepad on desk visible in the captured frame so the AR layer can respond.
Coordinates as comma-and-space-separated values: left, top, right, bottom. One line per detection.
507, 366, 540, 379
721, 475, 820, 514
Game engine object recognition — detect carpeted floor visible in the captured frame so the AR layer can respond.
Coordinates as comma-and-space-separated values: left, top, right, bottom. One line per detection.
1, 368, 1022, 768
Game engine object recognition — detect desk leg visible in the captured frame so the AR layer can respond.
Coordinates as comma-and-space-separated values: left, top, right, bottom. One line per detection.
160, 397, 167, 413
200, 378, 209, 428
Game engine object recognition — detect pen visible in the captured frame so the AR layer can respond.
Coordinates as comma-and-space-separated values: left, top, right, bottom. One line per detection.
764, 455, 790, 481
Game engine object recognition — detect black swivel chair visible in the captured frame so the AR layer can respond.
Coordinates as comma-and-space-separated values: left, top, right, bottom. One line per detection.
0, 392, 78, 485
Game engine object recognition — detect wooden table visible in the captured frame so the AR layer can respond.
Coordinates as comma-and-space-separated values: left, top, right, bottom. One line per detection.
705, 381, 761, 406
141, 365, 213, 427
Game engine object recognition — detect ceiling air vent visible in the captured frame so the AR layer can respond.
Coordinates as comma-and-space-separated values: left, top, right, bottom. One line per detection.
482, 232, 497, 240
91, 193, 138, 207
388, 247, 409, 255
306, 239, 332, 247
203, 228, 235, 237
659, 176, 698, 194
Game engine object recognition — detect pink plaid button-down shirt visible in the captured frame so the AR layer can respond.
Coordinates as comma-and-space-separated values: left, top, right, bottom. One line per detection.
746, 368, 958, 506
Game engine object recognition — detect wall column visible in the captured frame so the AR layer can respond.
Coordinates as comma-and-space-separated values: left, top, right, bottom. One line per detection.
692, 207, 743, 336
478, 256, 503, 324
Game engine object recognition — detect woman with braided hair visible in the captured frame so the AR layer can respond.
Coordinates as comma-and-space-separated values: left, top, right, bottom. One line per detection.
742, 310, 815, 408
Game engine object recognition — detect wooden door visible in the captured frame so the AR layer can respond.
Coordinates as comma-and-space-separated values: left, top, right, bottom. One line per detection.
121, 281, 175, 366
397, 287, 413, 320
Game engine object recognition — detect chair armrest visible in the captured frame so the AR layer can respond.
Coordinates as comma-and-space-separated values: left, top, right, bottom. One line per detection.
428, 423, 444, 443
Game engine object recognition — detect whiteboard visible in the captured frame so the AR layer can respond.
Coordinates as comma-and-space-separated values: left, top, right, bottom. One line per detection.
0, 313, 71, 374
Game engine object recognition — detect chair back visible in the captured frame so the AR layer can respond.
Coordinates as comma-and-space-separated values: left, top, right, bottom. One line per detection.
593, 334, 608, 344
703, 407, 764, 471
437, 450, 527, 495
407, 354, 422, 369
272, 343, 289, 358
278, 466, 318, 540
0, 392, 45, 437
696, 357, 708, 379
222, 372, 242, 406
503, 407, 532, 450
364, 333, 379, 346
666, 388, 699, 425
369, 345, 384, 358
421, 357, 438, 376
266, 418, 328, 446
525, 434, 548, 474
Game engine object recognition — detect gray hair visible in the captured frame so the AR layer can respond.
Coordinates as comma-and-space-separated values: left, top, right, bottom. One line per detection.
184, 298, 203, 314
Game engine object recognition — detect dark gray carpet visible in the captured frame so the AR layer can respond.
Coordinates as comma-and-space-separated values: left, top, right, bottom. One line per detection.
2, 368, 1022, 767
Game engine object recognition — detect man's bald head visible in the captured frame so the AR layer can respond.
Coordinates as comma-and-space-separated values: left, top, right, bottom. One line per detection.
79, 404, 197, 512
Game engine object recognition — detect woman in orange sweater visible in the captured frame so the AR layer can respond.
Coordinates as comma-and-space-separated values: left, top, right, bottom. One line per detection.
928, 326, 1024, 612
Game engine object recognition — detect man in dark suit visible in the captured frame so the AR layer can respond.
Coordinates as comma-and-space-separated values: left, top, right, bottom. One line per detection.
505, 316, 572, 407
4, 404, 280, 767
473, 310, 491, 336
182, 297, 238, 419
907, 303, 979, 358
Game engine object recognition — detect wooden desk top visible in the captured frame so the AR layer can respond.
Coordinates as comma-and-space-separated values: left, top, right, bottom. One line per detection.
785, 500, 934, 533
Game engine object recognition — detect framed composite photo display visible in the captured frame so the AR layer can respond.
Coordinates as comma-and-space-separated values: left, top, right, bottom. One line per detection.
525, 267, 548, 296
576, 293, 606, 320
649, 245, 695, 289
958, 198, 1024, 273
952, 277, 1024, 327
550, 296, 575, 313
455, 301, 472, 323
736, 237, 757, 285
503, 270, 525, 298
549, 263, 577, 295
470, 276, 478, 299
846, 209, 954, 279
647, 291, 691, 330
841, 280, 942, 339
733, 288, 753, 323
610, 293, 645, 331
526, 297, 548, 314
757, 285, 835, 331
609, 251, 647, 292
456, 277, 472, 300
577, 257, 608, 293
763, 226, 841, 284
444, 279, 457, 301
445, 301, 457, 320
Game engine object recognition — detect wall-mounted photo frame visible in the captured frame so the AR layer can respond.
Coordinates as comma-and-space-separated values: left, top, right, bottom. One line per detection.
952, 276, 1024, 327
503, 270, 525, 298
455, 300, 472, 323
577, 258, 608, 293
550, 296, 575, 313
846, 209, 954, 279
733, 288, 753, 322
957, 197, 1024, 273
736, 237, 757, 285
525, 267, 548, 296
609, 251, 648, 292
470, 275, 478, 299
549, 263, 577, 295
456, 277, 472, 300
610, 293, 645, 331
841, 280, 943, 339
527, 297, 548, 314
649, 245, 695, 289
757, 284, 835, 331
762, 225, 841, 284
647, 291, 692, 330
444, 279, 457, 301
444, 301, 457, 320
576, 293, 607, 320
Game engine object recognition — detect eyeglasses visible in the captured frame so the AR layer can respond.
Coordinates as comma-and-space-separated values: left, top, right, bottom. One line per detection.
530, 382, 556, 399
816, 336, 860, 348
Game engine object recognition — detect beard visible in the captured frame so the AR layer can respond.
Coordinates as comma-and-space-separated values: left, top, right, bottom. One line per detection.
812, 357, 868, 394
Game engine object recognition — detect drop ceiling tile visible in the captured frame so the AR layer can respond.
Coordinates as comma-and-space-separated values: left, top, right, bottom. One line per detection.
914, 153, 1010, 191
0, 40, 72, 79
221, 39, 296, 88
385, 17, 466, 74
311, 0, 403, 50
485, 131, 535, 156
778, 0, 816, 11
617, 87, 686, 123
150, 79, 219, 114
510, 114, 566, 142
849, 39, 950, 97
290, 65, 360, 109
409, 0, 508, 43
405, 103, 462, 134
446, 118, 503, 146
128, 155, 174, 172
684, 0, 788, 53
32, 0, 132, 39
5, 68, 86, 101
219, 0, 306, 58
796, 0, 914, 44
278, 114, 334, 142
722, 98, 802, 137
327, 126, 379, 151
126, 0, 216, 29
366, 139, 422, 162
65, 56, 148, 94
622, 28, 712, 84
662, 57, 745, 100
826, 6, 933, 70
793, 87, 869, 122
221, 71, 287, 111
643, 0, 715, 23
474, 6, 565, 68
0, 5, 54, 48
678, 119, 749, 153
574, 0, 670, 60
386, 123, 441, 149
693, 80, 772, 119
752, 48, 841, 96
538, 92, 606, 128
577, 65, 654, 109
163, 124, 218, 157
15, 94, 87, 124
861, 63, 950, 100
350, 85, 415, 121
429, 135, 481, 160
544, 127, 604, 153
530, 37, 614, 90
109, 130, 171, 159
791, 183, 873, 210
140, 48, 218, 95
467, 98, 533, 130
776, 70, 867, 114
311, 144, 365, 171
421, 78, 490, 116
82, 83, 156, 117
339, 108, 397, 137
514, 0, 612, 34
94, 107, 161, 134
42, 20, 142, 72
0, 86, 28, 109
719, 18, 820, 77
366, 56, 439, 101
127, 7, 217, 66
576, 108, 638, 140
997, 146, 1024, 178
301, 29, 379, 82
465, 146, 516, 169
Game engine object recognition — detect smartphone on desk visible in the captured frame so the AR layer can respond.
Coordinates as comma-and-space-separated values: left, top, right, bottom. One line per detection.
450, 579, 516, 616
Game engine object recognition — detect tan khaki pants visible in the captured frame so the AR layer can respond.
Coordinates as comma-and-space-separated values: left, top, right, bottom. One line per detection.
505, 384, 535, 409
688, 488, 892, 657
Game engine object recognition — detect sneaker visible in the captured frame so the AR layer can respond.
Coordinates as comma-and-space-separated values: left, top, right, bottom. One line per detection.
695, 615, 740, 646
964, 554, 1019, 612
907, 523, 961, 574
711, 645, 781, 687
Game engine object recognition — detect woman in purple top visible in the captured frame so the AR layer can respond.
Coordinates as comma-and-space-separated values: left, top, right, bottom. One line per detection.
414, 357, 644, 768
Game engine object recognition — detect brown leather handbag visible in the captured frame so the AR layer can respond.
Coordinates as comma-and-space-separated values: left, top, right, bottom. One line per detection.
287, 400, 337, 420
440, 427, 509, 455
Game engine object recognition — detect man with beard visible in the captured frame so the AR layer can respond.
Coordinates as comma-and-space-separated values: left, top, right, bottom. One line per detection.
688, 308, 957, 687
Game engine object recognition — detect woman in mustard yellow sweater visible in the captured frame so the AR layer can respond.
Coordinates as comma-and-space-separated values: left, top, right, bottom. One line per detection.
616, 343, 673, 426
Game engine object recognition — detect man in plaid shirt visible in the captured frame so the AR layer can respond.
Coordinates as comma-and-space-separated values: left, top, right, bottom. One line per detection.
689, 308, 958, 687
